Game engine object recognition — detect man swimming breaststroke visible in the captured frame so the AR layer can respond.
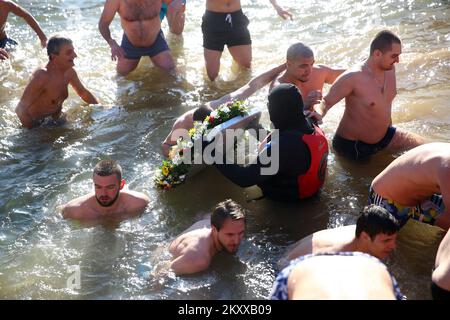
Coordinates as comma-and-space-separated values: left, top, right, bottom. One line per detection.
169, 199, 246, 275
99, 0, 175, 76
369, 142, 450, 230
62, 160, 150, 222
314, 30, 426, 160
202, 0, 291, 81
15, 36, 98, 129
272, 42, 345, 110
161, 64, 286, 157
278, 205, 400, 269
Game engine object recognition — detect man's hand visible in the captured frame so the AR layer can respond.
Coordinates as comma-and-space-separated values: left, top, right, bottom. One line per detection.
304, 90, 322, 110
40, 36, 47, 49
0, 48, 9, 60
276, 7, 293, 20
109, 40, 125, 61
304, 110, 323, 125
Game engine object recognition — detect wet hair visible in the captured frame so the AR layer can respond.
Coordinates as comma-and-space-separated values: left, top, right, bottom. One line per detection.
286, 42, 314, 61
267, 83, 313, 132
47, 36, 73, 60
370, 30, 401, 55
355, 205, 400, 240
193, 105, 213, 122
93, 160, 122, 181
211, 199, 246, 231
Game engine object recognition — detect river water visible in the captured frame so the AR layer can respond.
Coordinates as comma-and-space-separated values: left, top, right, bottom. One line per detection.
0, 0, 449, 299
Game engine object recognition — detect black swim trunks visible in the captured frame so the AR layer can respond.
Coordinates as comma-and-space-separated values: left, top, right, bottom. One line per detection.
332, 126, 396, 160
431, 281, 450, 300
120, 30, 170, 60
0, 37, 18, 50
201, 9, 252, 51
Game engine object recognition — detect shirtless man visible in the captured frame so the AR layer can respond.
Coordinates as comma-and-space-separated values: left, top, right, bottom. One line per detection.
15, 36, 98, 129
272, 42, 345, 110
315, 30, 426, 160
99, 0, 175, 76
202, 0, 291, 81
278, 205, 399, 269
161, 63, 285, 157
431, 229, 450, 300
62, 160, 150, 221
0, 0, 47, 52
169, 199, 246, 275
369, 142, 450, 230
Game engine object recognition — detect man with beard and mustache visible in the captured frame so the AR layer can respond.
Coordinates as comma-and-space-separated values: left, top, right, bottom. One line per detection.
314, 30, 426, 160
15, 36, 98, 129
271, 42, 345, 111
169, 199, 246, 275
62, 160, 150, 221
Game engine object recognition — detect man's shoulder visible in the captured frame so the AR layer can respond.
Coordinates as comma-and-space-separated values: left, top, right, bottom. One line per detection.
62, 194, 94, 218
121, 190, 150, 207
32, 68, 51, 81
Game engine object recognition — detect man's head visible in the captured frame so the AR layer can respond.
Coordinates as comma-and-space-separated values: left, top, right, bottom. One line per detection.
47, 36, 77, 67
93, 160, 125, 207
355, 205, 400, 259
268, 84, 312, 132
286, 42, 315, 82
193, 105, 213, 122
370, 30, 402, 70
211, 199, 246, 253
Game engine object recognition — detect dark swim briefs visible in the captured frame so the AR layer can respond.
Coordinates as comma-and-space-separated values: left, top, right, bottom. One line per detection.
332, 126, 396, 160
0, 37, 18, 50
120, 30, 170, 60
201, 9, 252, 51
431, 281, 450, 300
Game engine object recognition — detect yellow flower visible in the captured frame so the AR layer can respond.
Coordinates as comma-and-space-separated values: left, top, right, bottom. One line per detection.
162, 166, 169, 176
188, 128, 196, 137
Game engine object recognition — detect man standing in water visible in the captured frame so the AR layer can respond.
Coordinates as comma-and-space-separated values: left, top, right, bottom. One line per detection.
202, 0, 291, 81
15, 36, 98, 129
315, 30, 426, 160
272, 42, 345, 110
0, 0, 47, 51
99, 0, 176, 76
169, 199, 246, 275
62, 160, 150, 221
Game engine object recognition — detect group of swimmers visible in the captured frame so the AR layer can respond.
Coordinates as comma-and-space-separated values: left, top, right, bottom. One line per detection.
2, 0, 450, 300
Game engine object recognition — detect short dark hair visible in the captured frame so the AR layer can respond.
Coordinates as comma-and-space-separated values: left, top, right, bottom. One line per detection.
286, 42, 314, 61
370, 30, 401, 55
193, 105, 213, 122
355, 205, 400, 240
211, 199, 246, 231
93, 160, 122, 181
47, 36, 72, 60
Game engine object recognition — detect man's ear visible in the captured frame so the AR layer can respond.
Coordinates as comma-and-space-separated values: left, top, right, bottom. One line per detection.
119, 179, 125, 190
360, 231, 371, 242
374, 49, 383, 59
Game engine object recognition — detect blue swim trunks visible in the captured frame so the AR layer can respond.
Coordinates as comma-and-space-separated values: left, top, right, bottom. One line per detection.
120, 30, 170, 60
332, 126, 396, 160
160, 0, 186, 21
269, 252, 405, 300
369, 187, 445, 227
0, 37, 18, 50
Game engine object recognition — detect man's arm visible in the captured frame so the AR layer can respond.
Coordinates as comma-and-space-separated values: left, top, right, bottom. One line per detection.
8, 1, 47, 48
269, 0, 292, 20
170, 251, 210, 275
166, 0, 185, 35
0, 48, 9, 60
316, 72, 354, 118
69, 70, 99, 104
209, 64, 286, 109
98, 0, 124, 60
322, 65, 346, 84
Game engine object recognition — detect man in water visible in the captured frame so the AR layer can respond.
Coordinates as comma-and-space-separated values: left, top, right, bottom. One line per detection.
0, 0, 47, 53
278, 205, 400, 269
369, 142, 450, 230
62, 160, 150, 221
169, 199, 246, 275
15, 36, 98, 129
161, 64, 286, 157
315, 30, 426, 160
99, 0, 175, 76
272, 42, 345, 110
160, 0, 185, 35
202, 0, 291, 81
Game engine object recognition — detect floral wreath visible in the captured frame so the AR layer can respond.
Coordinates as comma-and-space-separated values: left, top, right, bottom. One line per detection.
154, 100, 249, 189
